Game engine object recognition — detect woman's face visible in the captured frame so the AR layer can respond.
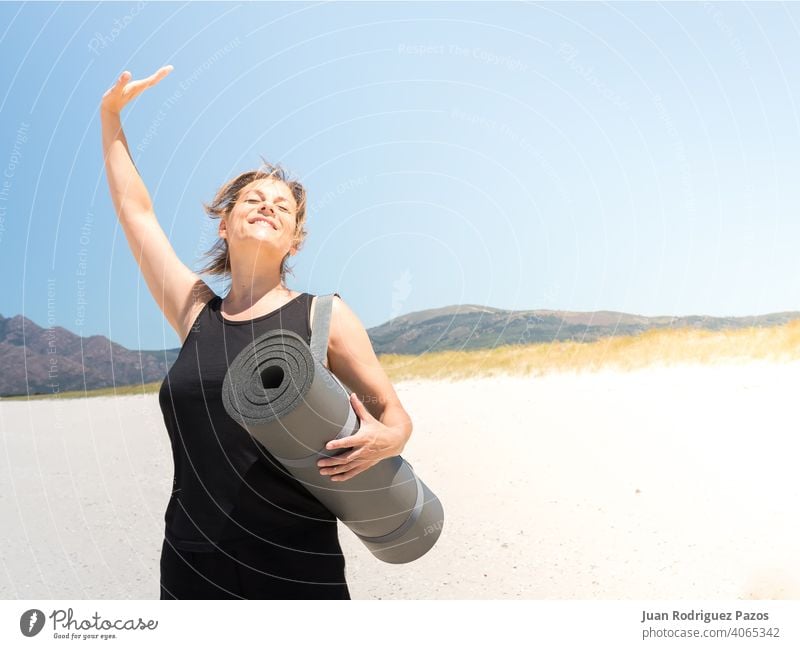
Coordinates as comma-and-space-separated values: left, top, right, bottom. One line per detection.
220, 178, 299, 258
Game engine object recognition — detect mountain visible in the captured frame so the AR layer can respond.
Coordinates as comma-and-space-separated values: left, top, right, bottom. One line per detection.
2, 304, 799, 396
0, 314, 179, 397
367, 304, 800, 354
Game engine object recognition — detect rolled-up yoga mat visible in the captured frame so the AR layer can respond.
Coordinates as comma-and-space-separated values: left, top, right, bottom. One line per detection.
221, 294, 444, 564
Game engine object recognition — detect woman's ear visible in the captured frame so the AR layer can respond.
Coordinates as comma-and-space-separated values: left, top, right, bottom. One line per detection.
218, 216, 227, 239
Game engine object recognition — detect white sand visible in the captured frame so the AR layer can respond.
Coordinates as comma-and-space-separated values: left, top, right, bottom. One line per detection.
1, 360, 799, 599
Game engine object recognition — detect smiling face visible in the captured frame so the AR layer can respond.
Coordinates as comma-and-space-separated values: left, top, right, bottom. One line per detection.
219, 177, 300, 258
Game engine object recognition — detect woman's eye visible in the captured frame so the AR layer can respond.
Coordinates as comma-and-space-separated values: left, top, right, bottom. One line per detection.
245, 199, 258, 203
279, 205, 289, 212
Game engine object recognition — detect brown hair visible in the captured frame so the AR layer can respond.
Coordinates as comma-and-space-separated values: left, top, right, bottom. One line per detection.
197, 156, 308, 287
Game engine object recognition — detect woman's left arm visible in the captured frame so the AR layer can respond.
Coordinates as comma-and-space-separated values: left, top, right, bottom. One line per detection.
317, 295, 413, 482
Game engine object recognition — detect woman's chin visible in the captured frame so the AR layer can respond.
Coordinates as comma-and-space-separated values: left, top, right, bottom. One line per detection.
230, 237, 281, 254
240, 232, 279, 244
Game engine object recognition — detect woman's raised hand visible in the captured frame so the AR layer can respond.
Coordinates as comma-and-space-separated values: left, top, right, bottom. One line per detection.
100, 65, 173, 116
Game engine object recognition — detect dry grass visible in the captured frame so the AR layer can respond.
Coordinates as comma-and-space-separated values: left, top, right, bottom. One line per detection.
377, 320, 800, 381
7, 321, 800, 400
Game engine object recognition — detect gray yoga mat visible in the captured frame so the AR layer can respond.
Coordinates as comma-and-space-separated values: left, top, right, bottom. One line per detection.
221, 295, 444, 564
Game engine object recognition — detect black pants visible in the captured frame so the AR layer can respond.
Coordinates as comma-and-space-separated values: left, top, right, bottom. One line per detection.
160, 522, 350, 600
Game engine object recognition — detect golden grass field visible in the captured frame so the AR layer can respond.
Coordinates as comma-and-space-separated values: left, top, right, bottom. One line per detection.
6, 320, 800, 400
378, 320, 800, 380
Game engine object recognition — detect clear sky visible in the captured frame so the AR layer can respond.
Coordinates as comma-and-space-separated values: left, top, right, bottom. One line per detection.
1, 1, 800, 350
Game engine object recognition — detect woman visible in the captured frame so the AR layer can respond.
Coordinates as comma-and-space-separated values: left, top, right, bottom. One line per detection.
100, 66, 414, 599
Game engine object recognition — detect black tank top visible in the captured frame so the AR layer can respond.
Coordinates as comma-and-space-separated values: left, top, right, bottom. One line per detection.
158, 291, 337, 552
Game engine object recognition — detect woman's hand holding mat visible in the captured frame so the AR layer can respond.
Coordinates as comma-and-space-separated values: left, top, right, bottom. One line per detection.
318, 393, 411, 482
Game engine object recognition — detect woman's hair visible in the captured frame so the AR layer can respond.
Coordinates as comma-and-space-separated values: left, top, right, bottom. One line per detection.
198, 156, 308, 287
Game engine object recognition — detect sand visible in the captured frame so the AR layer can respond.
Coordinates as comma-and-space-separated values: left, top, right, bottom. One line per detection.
1, 360, 799, 599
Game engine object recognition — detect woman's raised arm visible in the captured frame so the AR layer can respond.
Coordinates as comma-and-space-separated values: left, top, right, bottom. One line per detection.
100, 67, 213, 343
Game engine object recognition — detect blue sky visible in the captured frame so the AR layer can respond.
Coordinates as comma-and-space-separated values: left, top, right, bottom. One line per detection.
2, 1, 800, 350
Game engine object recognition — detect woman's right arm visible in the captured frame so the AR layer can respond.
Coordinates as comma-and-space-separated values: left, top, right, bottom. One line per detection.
101, 68, 214, 343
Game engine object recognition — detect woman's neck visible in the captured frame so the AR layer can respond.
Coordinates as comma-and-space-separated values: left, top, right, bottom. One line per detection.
224, 247, 288, 308
225, 278, 289, 309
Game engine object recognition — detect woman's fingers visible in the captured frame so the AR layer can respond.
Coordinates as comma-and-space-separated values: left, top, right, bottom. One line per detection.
317, 439, 383, 480
318, 455, 349, 468
320, 458, 365, 475
102, 71, 128, 98
319, 447, 365, 469
324, 458, 372, 478
140, 65, 173, 89
102, 66, 172, 113
326, 431, 367, 451
330, 463, 374, 482
114, 71, 133, 96
320, 451, 371, 472
125, 66, 171, 96
321, 463, 352, 476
